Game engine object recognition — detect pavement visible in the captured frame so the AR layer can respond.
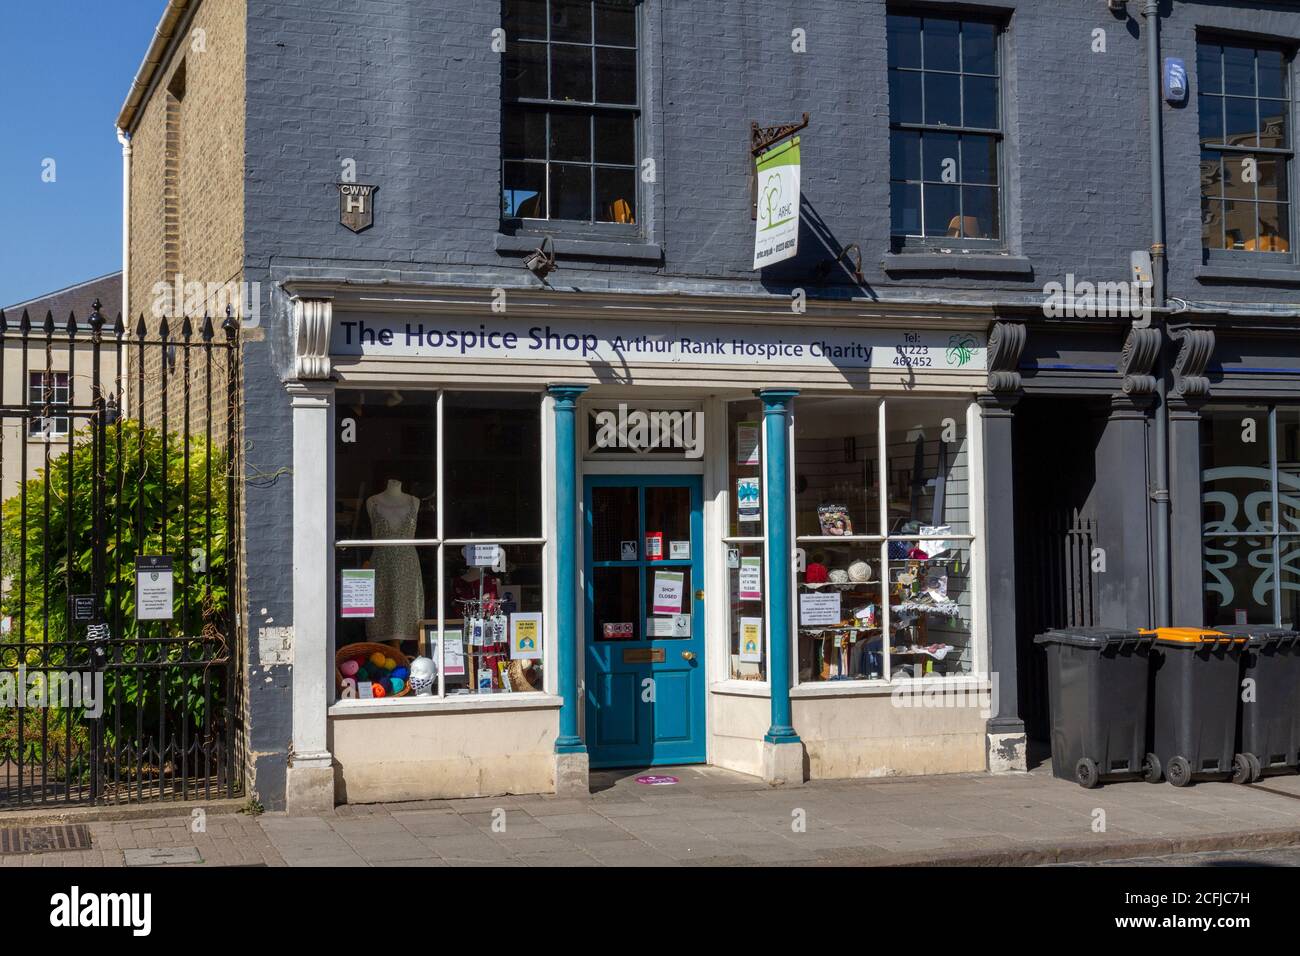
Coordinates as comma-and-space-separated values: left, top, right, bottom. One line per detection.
2, 763, 1300, 867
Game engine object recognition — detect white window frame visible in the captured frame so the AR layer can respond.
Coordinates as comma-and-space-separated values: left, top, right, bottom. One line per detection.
330, 386, 553, 705
788, 394, 985, 690
28, 370, 70, 439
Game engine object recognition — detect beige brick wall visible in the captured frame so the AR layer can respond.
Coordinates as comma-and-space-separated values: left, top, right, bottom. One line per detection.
127, 0, 246, 438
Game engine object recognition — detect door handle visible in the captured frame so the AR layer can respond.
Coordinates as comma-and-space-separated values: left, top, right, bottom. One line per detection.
682, 651, 696, 662
695, 589, 705, 600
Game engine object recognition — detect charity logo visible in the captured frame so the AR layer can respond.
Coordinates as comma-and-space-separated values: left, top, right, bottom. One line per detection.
759, 172, 795, 231
945, 334, 977, 367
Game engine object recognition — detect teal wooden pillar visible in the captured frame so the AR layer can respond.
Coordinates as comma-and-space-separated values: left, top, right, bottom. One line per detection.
759, 389, 800, 744
550, 384, 588, 754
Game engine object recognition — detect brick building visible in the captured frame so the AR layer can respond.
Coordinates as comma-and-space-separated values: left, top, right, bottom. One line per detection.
119, 0, 1300, 811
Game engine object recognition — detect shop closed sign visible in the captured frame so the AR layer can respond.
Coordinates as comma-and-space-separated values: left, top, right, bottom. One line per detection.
332, 317, 986, 372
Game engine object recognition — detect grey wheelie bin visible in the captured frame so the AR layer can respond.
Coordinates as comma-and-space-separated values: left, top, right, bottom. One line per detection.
1148, 627, 1248, 787
1220, 626, 1300, 782
1034, 628, 1159, 788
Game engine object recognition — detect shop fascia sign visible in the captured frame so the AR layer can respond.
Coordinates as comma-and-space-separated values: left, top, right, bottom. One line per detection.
332, 316, 987, 372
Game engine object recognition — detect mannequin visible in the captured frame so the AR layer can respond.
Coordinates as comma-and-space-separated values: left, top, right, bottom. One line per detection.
365, 479, 424, 644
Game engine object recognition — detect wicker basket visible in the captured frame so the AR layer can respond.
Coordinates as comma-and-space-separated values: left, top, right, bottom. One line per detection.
336, 642, 412, 698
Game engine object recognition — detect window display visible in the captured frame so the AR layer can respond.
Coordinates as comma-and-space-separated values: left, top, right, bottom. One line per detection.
725, 400, 767, 679
794, 396, 975, 682
333, 389, 547, 700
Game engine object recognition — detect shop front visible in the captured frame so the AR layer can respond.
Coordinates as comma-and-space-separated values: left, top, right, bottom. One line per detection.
282, 285, 1000, 808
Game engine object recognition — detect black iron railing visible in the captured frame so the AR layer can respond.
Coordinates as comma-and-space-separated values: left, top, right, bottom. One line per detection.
0, 300, 242, 807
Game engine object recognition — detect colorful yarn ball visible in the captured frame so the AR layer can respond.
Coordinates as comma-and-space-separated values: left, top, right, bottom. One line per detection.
389, 677, 405, 694
392, 667, 409, 680
806, 562, 829, 584
356, 666, 370, 681
383, 657, 397, 671
369, 652, 387, 668
371, 682, 387, 699
339, 659, 359, 677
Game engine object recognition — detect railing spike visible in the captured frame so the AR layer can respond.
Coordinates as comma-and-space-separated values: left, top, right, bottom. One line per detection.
0, 309, 7, 333
65, 311, 77, 337
200, 314, 215, 342
135, 314, 148, 338
19, 309, 31, 333
158, 315, 170, 340
43, 309, 54, 336
181, 314, 193, 339
113, 312, 125, 337
88, 298, 105, 332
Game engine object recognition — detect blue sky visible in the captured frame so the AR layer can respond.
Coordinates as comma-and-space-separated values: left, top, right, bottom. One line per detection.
0, 1, 166, 309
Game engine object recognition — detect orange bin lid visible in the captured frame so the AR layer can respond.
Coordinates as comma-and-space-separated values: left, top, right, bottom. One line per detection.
1139, 627, 1246, 644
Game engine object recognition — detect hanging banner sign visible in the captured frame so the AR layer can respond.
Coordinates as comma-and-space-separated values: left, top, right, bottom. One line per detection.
135, 556, 175, 621
332, 316, 986, 372
753, 136, 801, 269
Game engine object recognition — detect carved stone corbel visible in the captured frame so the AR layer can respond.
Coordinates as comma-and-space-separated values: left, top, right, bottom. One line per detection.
293, 297, 333, 380
1117, 325, 1162, 396
1168, 326, 1215, 400
986, 321, 1027, 394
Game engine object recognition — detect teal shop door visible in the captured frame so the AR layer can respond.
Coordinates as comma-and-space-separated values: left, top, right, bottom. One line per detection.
584, 475, 706, 768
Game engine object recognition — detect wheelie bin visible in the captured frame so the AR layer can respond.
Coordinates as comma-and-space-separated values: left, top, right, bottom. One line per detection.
1034, 628, 1159, 788
1147, 627, 1248, 787
1220, 626, 1300, 782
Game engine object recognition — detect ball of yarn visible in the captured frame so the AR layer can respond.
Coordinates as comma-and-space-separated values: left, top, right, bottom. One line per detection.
369, 652, 387, 668
829, 568, 849, 584
383, 657, 397, 672
392, 666, 410, 680
389, 677, 405, 694
339, 659, 360, 677
848, 560, 872, 583
806, 562, 829, 584
355, 665, 370, 681
371, 682, 387, 699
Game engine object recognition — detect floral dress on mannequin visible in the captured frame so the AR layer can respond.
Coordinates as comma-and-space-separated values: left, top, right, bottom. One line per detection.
366, 494, 424, 644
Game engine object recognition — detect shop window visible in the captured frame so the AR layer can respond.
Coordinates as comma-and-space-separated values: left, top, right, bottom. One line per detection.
501, 0, 640, 228
1200, 406, 1300, 627
794, 397, 975, 683
1198, 37, 1293, 259
724, 399, 766, 680
334, 389, 547, 700
888, 13, 1004, 250
27, 371, 70, 438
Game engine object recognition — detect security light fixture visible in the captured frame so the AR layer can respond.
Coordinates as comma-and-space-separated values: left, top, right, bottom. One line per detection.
524, 236, 558, 283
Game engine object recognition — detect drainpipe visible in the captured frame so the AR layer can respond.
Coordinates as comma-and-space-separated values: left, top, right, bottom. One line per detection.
1143, 0, 1172, 627
116, 128, 132, 420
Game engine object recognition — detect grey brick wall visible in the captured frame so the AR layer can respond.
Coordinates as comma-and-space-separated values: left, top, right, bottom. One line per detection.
241, 0, 1300, 307
231, 0, 1300, 802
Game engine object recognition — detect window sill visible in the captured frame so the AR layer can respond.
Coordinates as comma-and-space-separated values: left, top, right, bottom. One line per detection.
494, 233, 663, 263
710, 679, 770, 698
881, 252, 1033, 277
1194, 262, 1300, 285
328, 692, 562, 717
